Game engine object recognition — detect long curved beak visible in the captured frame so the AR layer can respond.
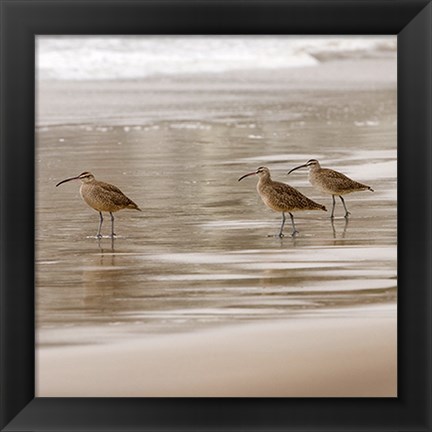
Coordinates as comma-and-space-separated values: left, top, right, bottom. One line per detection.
238, 172, 256, 182
56, 175, 80, 187
287, 163, 308, 175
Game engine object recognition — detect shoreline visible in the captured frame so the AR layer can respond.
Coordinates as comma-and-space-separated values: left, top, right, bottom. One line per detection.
36, 58, 396, 127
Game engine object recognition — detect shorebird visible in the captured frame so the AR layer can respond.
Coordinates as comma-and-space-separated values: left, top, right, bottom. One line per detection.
238, 166, 327, 237
56, 171, 141, 238
287, 159, 374, 219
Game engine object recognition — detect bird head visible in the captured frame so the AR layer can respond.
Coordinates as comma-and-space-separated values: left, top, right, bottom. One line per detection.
56, 171, 95, 187
238, 166, 271, 181
287, 159, 320, 175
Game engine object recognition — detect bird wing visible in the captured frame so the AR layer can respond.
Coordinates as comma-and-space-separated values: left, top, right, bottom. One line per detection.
263, 181, 324, 211
319, 168, 369, 192
97, 181, 126, 195
96, 181, 134, 207
320, 168, 351, 181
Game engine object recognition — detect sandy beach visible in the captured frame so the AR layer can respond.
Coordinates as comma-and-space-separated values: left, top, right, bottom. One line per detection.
37, 305, 396, 397
36, 38, 397, 397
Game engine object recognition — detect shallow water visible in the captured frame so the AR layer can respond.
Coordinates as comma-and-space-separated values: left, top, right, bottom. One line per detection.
36, 84, 397, 347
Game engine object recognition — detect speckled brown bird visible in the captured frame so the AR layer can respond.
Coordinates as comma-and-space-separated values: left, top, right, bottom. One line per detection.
56, 171, 141, 238
287, 159, 374, 219
238, 166, 327, 237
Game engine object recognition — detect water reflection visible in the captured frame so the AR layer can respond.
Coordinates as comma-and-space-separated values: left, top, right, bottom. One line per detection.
97, 236, 115, 252
331, 218, 349, 240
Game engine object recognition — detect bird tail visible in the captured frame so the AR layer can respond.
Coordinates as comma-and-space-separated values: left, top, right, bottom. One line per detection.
311, 201, 327, 211
128, 201, 142, 211
368, 186, 374, 192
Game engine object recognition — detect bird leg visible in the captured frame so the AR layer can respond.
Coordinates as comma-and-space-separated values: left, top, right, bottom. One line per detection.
276, 212, 286, 238
110, 212, 116, 238
339, 196, 351, 218
289, 212, 299, 237
330, 195, 336, 219
97, 212, 103, 238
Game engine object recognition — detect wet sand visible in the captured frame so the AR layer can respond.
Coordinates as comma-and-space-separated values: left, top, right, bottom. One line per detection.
36, 57, 397, 396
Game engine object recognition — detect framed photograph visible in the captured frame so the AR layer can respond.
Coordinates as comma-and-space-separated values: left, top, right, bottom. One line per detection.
1, 0, 431, 431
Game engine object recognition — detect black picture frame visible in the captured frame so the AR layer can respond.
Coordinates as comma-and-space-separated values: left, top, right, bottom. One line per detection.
1, 1, 431, 431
